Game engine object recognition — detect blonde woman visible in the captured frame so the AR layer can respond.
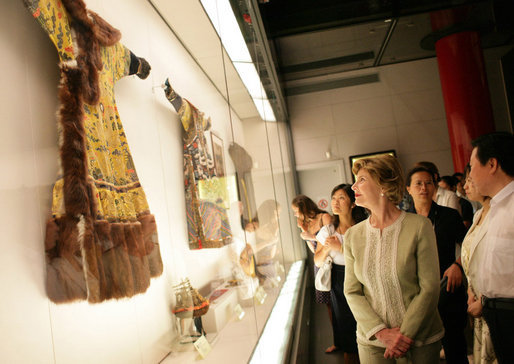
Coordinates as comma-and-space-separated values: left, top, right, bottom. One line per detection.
344, 155, 443, 363
461, 166, 497, 363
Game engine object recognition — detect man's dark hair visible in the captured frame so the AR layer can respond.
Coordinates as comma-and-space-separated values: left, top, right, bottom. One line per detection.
406, 166, 436, 187
471, 132, 514, 177
440, 175, 457, 189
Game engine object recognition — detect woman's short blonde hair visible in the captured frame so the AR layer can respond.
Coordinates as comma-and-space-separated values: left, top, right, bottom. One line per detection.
352, 155, 405, 205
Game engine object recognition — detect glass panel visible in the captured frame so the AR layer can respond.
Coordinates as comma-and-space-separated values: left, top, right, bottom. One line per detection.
10, 0, 301, 362
150, 0, 301, 361
150, 0, 229, 100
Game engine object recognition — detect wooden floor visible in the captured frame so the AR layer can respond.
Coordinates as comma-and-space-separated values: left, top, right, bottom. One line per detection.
308, 295, 346, 364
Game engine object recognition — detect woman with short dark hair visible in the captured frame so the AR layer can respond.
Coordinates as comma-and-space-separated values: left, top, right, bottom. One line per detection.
406, 166, 469, 363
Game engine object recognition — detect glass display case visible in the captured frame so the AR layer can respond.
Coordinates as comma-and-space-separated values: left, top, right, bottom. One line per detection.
3, 0, 305, 363
150, 0, 306, 361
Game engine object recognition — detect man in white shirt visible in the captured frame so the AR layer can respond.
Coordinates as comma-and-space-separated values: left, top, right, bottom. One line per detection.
469, 132, 514, 364
436, 185, 462, 214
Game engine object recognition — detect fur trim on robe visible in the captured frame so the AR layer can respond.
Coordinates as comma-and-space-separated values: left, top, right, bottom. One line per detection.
34, 0, 162, 304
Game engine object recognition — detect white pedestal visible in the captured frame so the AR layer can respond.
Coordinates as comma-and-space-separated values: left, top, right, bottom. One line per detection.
202, 286, 238, 333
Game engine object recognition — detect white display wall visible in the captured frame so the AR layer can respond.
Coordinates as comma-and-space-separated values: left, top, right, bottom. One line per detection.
0, 0, 301, 363
289, 53, 511, 179
289, 58, 455, 178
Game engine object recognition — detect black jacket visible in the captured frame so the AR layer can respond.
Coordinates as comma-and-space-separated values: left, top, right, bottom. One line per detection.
408, 202, 467, 277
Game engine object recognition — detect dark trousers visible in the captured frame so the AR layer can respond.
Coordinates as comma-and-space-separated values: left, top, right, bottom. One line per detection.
482, 298, 514, 364
330, 264, 358, 353
438, 285, 468, 364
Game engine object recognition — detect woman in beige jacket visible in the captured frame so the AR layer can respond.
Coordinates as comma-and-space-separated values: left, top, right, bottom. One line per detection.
344, 155, 444, 363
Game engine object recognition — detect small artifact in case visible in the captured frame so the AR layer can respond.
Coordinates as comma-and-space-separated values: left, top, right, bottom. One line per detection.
172, 279, 209, 344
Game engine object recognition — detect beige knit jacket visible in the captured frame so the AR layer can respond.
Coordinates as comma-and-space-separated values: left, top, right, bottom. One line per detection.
343, 212, 444, 348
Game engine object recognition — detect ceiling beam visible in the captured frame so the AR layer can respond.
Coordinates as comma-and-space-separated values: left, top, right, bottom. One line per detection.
374, 18, 398, 67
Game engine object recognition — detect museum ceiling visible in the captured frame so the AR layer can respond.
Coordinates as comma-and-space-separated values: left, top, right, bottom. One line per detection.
252, 0, 514, 96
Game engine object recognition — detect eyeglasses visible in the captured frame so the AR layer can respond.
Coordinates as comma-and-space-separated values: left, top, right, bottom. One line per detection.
412, 181, 434, 188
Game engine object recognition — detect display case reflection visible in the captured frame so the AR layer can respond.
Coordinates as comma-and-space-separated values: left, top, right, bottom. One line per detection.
238, 199, 284, 288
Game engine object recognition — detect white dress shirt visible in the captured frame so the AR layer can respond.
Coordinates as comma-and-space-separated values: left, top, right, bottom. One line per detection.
476, 181, 514, 298
316, 224, 346, 266
436, 187, 462, 214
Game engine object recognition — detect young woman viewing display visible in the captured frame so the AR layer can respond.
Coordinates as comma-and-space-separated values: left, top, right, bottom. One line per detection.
315, 184, 366, 362
291, 195, 333, 350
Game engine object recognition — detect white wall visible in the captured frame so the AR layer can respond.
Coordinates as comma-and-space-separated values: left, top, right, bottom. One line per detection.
0, 0, 299, 363
289, 58, 455, 181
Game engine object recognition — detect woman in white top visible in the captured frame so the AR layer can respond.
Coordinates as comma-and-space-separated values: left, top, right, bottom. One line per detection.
461, 166, 496, 363
315, 184, 367, 362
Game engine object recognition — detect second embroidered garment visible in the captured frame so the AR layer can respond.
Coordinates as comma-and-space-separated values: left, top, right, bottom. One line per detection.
177, 99, 232, 249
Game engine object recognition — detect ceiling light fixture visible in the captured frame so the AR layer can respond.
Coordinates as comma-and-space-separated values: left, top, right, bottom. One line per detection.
201, 0, 276, 122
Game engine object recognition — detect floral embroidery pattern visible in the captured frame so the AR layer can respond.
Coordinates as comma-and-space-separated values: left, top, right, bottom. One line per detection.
49, 41, 149, 221
23, 0, 74, 61
363, 212, 407, 329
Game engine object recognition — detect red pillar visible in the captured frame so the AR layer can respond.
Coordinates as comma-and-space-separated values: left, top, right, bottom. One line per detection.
431, 8, 495, 172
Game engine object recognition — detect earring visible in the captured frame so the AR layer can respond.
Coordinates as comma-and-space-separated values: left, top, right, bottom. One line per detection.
380, 192, 384, 197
